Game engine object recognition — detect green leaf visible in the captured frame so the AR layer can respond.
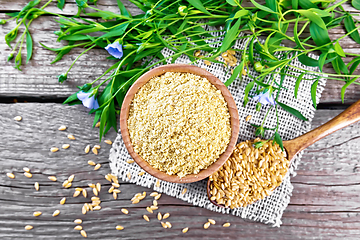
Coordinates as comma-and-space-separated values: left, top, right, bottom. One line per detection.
100, 22, 129, 39
92, 109, 102, 128
332, 56, 349, 74
294, 17, 305, 50
26, 31, 33, 64
292, 0, 298, 9
297, 9, 327, 29
352, 0, 360, 10
318, 52, 328, 71
219, 18, 241, 53
99, 104, 109, 141
298, 0, 317, 9
311, 79, 318, 109
248, 36, 255, 66
277, 101, 308, 121
343, 15, 360, 44
294, 72, 305, 98
243, 81, 254, 107
232, 9, 250, 19
185, 0, 211, 15
116, 0, 131, 17
63, 91, 79, 104
226, 0, 239, 6
334, 42, 346, 57
348, 57, 360, 74
5, 28, 18, 48
298, 54, 318, 67
309, 22, 331, 48
274, 132, 284, 151
57, 0, 65, 10
250, 0, 276, 14
341, 77, 358, 103
224, 61, 244, 87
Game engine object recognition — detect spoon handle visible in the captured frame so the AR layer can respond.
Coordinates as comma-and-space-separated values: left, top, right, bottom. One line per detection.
285, 99, 360, 158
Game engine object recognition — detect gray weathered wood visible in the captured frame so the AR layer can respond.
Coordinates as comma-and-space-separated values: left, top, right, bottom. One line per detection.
1, 103, 360, 239
1, 1, 360, 103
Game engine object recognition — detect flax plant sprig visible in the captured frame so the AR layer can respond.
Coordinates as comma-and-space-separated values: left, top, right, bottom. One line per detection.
2, 0, 360, 144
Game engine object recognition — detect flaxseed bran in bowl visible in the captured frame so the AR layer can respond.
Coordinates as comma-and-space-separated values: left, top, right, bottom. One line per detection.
120, 64, 239, 183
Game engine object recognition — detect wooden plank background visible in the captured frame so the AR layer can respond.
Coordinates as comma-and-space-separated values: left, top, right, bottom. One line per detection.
1, 0, 360, 239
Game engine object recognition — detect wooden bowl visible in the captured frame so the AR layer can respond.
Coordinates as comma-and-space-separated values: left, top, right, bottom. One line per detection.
120, 64, 239, 183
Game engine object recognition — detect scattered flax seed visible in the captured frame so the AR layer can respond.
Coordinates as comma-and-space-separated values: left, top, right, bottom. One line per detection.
82, 205, 87, 215
181, 188, 187, 195
116, 225, 124, 230
80, 230, 87, 238
155, 179, 160, 188
146, 207, 153, 214
126, 159, 134, 164
112, 182, 120, 188
138, 171, 145, 176
204, 222, 210, 229
88, 204, 93, 211
68, 175, 75, 182
74, 225, 82, 230
153, 200, 158, 206
23, 167, 30, 173
143, 215, 150, 222
62, 180, 69, 187
93, 206, 101, 211
154, 194, 161, 200
14, 116, 22, 121
110, 174, 118, 183
223, 222, 231, 227
104, 140, 112, 145
88, 160, 96, 166
62, 144, 70, 149
75, 188, 83, 192
150, 192, 158, 197
33, 211, 42, 217
127, 172, 131, 180
48, 176, 57, 182
157, 212, 162, 221
245, 115, 252, 122
65, 182, 72, 188
50, 147, 59, 153
73, 190, 81, 197
96, 183, 101, 192
24, 172, 32, 178
132, 199, 139, 204
6, 173, 15, 179
113, 192, 117, 200
91, 196, 99, 201
208, 219, 216, 225
92, 147, 98, 155
94, 145, 101, 150
25, 225, 33, 230
34, 182, 39, 191
58, 125, 67, 131
93, 188, 98, 196
95, 122, 100, 128
182, 227, 189, 233
105, 174, 112, 182
67, 134, 75, 140
82, 189, 87, 198
204, 60, 211, 66
84, 145, 91, 154
74, 219, 82, 224
163, 213, 170, 219
94, 164, 101, 171
166, 222, 172, 228
121, 208, 129, 214
88, 183, 95, 188
161, 222, 167, 228
108, 186, 114, 193
150, 206, 158, 210
194, 50, 201, 57
60, 197, 66, 205
113, 189, 121, 194
52, 210, 60, 217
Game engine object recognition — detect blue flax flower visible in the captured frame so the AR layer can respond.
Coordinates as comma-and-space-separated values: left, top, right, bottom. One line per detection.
77, 91, 99, 110
105, 42, 123, 59
253, 91, 276, 106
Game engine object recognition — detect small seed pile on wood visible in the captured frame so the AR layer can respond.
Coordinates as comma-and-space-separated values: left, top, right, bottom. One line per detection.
209, 138, 289, 208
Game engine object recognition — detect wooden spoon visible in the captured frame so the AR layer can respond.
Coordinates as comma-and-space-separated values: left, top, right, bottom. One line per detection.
207, 99, 360, 208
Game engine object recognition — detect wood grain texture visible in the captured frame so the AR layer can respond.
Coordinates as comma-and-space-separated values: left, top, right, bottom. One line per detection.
1, 103, 360, 239
0, 1, 360, 103
120, 64, 240, 183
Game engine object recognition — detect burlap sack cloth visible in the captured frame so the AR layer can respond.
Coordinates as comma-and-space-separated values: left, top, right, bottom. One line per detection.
109, 31, 326, 227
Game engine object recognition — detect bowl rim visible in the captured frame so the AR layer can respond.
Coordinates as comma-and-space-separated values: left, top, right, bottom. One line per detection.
120, 64, 240, 183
